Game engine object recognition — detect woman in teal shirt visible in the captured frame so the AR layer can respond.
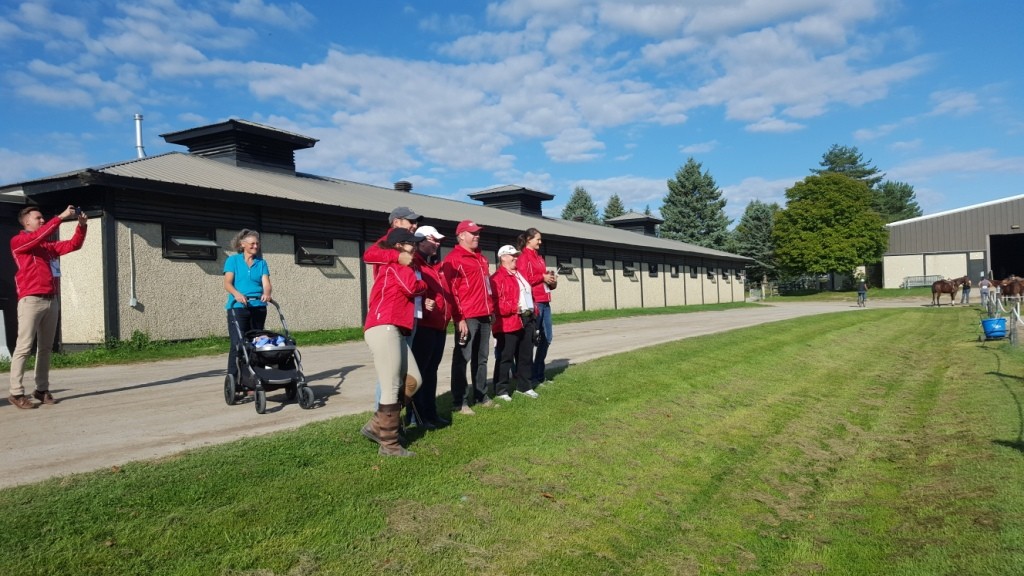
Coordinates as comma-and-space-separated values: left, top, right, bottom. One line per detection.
223, 229, 272, 378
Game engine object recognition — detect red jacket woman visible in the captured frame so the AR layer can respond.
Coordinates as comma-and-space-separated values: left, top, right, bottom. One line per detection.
489, 244, 537, 398
414, 252, 451, 332
361, 228, 427, 458
516, 243, 553, 305
490, 264, 531, 335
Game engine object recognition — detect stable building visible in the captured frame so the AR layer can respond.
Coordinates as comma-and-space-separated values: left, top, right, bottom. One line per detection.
884, 195, 1024, 288
0, 119, 751, 347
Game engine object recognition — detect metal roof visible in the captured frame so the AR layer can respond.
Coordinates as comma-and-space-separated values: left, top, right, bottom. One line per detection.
2, 152, 750, 262
888, 193, 1024, 227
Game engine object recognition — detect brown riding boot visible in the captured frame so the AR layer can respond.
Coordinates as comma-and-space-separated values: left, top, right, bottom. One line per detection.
360, 410, 384, 445
378, 403, 414, 457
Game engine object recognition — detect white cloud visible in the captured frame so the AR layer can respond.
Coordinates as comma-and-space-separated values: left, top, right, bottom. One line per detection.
0, 148, 88, 183
598, 2, 690, 37
889, 139, 922, 152
680, 140, 718, 154
745, 117, 804, 133
229, 0, 315, 30
888, 149, 1024, 182
927, 89, 980, 117
569, 175, 666, 212
720, 175, 794, 219
641, 37, 701, 65
543, 128, 605, 162
546, 23, 594, 55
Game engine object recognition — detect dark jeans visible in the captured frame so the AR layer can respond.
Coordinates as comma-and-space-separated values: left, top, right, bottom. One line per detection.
495, 315, 535, 395
531, 302, 552, 384
451, 316, 491, 407
227, 306, 267, 377
410, 326, 447, 422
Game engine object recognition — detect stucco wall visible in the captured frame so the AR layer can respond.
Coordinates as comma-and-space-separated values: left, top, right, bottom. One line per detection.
58, 219, 105, 344
701, 267, 720, 304
583, 258, 616, 310
549, 256, 582, 314
883, 255, 924, 288
116, 223, 365, 340
665, 271, 686, 306
117, 222, 228, 340
615, 262, 643, 309
644, 265, 667, 307
924, 253, 967, 279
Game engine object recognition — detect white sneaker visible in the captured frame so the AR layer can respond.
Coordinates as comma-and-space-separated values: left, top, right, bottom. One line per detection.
519, 389, 540, 399
495, 394, 513, 402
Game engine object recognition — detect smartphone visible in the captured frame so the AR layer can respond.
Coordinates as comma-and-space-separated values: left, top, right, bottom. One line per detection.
74, 207, 83, 216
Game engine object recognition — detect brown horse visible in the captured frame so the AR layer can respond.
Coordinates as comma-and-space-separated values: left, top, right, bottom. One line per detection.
998, 276, 1024, 302
931, 276, 967, 306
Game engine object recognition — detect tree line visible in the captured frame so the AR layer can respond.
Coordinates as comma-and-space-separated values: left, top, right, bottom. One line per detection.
560, 144, 921, 285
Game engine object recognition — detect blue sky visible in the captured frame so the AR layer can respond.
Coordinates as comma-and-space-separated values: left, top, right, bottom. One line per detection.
2, 0, 1022, 223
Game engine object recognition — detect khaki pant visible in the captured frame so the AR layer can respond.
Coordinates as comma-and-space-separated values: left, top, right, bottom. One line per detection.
10, 296, 60, 396
364, 324, 421, 405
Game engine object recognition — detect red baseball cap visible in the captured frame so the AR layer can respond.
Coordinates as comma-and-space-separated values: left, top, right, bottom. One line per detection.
456, 220, 483, 235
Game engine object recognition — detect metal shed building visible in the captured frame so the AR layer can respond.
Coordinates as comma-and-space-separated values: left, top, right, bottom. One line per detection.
884, 195, 1024, 288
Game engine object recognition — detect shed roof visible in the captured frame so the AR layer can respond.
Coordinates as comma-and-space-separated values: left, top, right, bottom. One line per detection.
1, 152, 750, 262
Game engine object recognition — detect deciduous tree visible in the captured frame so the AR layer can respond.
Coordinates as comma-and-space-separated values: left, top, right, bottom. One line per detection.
774, 173, 888, 277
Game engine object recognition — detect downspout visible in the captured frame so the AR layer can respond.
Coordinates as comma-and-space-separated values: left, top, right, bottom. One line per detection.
101, 201, 121, 341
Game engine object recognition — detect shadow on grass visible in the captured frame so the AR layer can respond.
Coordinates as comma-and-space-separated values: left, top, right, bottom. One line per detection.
988, 367, 1024, 454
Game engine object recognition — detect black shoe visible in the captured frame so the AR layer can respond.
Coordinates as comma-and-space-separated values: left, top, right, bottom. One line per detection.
431, 416, 451, 426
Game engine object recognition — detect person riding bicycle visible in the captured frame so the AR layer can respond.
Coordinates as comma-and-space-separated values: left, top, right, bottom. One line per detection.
856, 279, 868, 307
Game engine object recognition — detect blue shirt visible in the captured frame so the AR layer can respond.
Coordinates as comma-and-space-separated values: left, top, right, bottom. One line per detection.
224, 253, 270, 309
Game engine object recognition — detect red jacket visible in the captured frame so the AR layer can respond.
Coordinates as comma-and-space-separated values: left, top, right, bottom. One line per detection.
518, 246, 552, 304
441, 244, 493, 322
364, 262, 426, 333
413, 252, 452, 331
11, 216, 87, 300
489, 267, 532, 334
363, 229, 398, 278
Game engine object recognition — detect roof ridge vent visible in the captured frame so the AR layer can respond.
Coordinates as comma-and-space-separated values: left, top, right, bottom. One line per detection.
160, 119, 318, 175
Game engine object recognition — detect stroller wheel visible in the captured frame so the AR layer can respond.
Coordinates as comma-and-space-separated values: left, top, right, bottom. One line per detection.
224, 374, 237, 406
298, 386, 315, 410
285, 384, 298, 402
254, 389, 267, 414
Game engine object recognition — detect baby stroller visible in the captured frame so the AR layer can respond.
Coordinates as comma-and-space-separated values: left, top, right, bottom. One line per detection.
224, 300, 316, 414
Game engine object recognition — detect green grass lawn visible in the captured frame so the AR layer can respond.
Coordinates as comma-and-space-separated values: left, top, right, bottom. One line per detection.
0, 302, 753, 372
2, 306, 1023, 575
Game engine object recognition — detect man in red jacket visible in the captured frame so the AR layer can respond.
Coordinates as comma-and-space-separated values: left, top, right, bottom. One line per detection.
9, 205, 88, 409
441, 219, 496, 415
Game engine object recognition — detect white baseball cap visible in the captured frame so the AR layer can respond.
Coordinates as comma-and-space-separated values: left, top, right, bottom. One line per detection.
497, 245, 520, 257
414, 225, 445, 240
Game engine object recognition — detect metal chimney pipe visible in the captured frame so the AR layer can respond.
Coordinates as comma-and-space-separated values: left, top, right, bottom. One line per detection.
134, 113, 146, 158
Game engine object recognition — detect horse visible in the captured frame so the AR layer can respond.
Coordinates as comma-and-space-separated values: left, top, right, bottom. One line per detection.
931, 276, 967, 306
998, 276, 1024, 303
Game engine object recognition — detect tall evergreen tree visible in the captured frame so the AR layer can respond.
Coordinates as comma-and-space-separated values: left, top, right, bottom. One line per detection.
561, 186, 601, 224
602, 194, 626, 224
734, 200, 781, 282
660, 158, 732, 249
875, 180, 923, 223
811, 144, 885, 189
